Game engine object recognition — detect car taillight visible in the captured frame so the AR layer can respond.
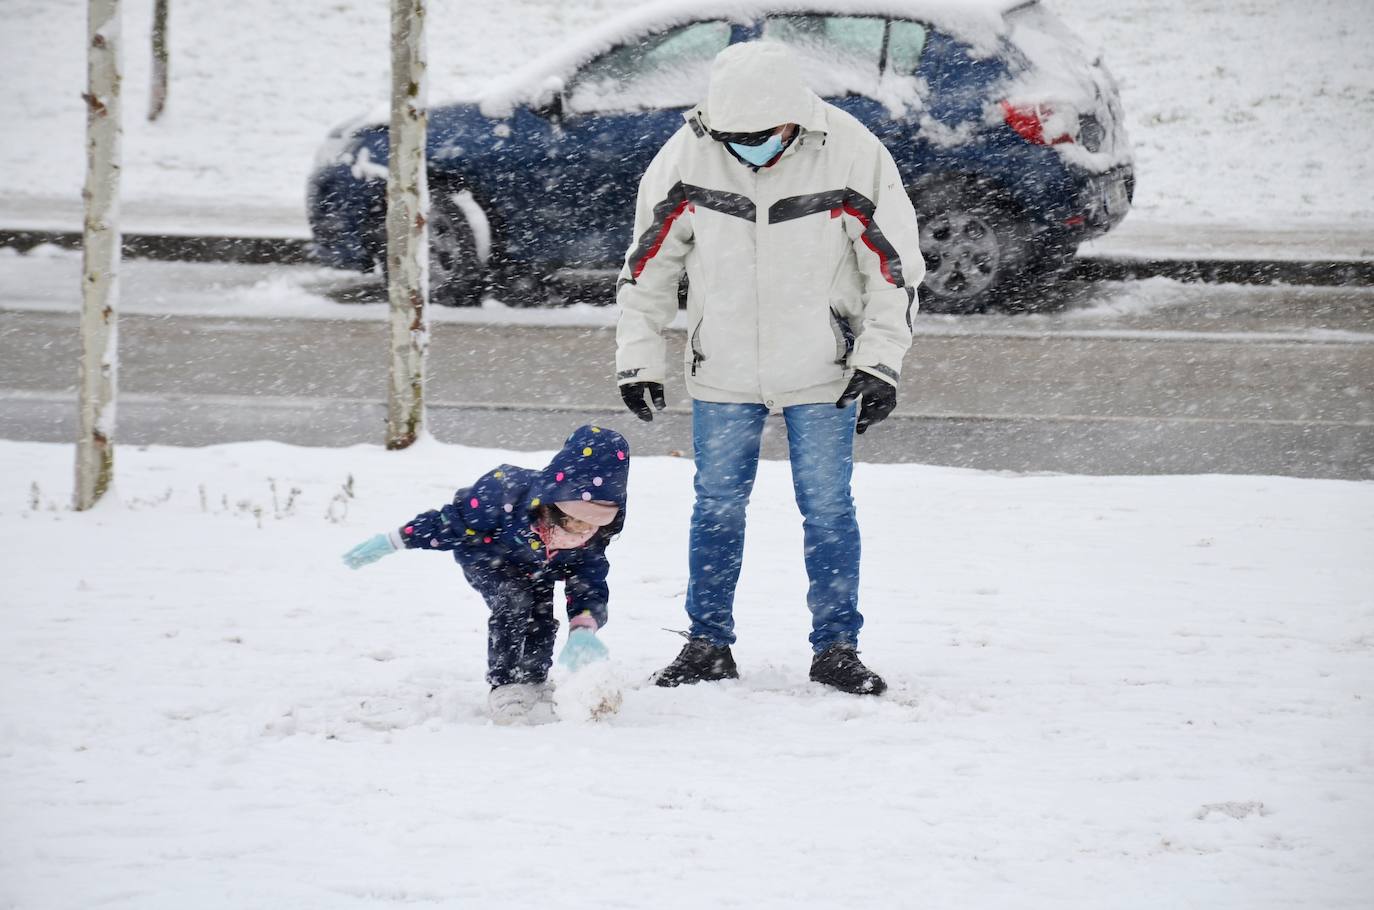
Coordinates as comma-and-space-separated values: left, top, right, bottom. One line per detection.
1000, 100, 1074, 145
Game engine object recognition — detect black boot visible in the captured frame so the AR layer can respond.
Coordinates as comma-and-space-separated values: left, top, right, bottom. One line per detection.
653, 638, 739, 687
810, 643, 886, 695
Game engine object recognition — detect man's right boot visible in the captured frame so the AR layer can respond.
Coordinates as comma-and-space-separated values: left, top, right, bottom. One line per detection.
652, 638, 739, 687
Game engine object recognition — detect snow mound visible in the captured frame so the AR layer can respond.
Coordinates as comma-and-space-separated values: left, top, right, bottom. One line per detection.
553, 661, 626, 723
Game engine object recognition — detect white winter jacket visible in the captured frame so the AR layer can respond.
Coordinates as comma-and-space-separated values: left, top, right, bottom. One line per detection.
615, 42, 924, 409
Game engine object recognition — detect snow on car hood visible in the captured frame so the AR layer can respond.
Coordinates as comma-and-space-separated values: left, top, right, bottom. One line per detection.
473, 0, 1020, 118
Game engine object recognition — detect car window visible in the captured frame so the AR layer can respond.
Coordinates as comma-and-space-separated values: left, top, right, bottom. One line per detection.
761, 14, 884, 99
566, 20, 731, 114
885, 20, 928, 75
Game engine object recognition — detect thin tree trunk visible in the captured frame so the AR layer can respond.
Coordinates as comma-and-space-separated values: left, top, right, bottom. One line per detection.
148, 0, 168, 121
385, 0, 429, 451
75, 0, 121, 511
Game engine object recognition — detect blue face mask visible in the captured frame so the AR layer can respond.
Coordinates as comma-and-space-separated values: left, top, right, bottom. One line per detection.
729, 133, 785, 167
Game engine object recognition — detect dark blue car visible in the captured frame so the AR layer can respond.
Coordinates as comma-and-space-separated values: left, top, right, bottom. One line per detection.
307, 0, 1133, 313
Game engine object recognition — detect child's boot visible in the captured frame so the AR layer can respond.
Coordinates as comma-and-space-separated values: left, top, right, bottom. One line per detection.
489, 683, 539, 725
524, 681, 558, 725
488, 682, 559, 726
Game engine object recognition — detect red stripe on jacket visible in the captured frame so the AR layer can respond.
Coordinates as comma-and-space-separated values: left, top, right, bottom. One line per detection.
841, 202, 897, 287
631, 199, 690, 280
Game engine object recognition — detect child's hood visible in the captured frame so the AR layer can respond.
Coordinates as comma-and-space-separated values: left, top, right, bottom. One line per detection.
534, 425, 630, 519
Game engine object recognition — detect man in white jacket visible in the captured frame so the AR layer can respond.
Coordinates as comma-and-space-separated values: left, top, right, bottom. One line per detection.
615, 41, 923, 695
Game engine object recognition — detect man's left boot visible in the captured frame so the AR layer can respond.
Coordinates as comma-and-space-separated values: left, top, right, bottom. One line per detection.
809, 643, 887, 695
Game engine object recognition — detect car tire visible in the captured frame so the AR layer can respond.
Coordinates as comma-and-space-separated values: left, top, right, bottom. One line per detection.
999, 239, 1077, 314
428, 189, 485, 308
913, 181, 1037, 315
489, 271, 554, 308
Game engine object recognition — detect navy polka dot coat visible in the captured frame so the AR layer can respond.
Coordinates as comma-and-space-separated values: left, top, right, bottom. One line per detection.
398, 425, 630, 628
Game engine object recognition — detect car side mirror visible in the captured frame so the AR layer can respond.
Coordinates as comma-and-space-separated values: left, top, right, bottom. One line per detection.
534, 75, 566, 122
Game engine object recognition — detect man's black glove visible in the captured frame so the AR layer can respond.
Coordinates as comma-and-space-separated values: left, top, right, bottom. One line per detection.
620, 381, 666, 422
836, 371, 896, 435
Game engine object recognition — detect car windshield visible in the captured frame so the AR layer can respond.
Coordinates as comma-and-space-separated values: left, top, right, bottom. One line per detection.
1005, 1, 1094, 80
566, 20, 732, 114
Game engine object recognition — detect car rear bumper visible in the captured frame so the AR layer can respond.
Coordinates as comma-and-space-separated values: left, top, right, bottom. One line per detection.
1069, 165, 1133, 238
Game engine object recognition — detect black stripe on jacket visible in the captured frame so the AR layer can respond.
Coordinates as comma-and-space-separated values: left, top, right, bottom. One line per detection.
769, 188, 908, 289
625, 183, 757, 281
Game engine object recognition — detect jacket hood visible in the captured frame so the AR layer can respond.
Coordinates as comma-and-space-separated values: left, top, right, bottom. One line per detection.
533, 424, 631, 532
700, 41, 824, 135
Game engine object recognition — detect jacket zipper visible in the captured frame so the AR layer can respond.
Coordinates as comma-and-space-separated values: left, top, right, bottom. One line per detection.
690, 316, 705, 376
829, 308, 855, 366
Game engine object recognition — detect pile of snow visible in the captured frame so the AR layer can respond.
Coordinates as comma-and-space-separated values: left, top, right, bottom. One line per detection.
2, 437, 1372, 906
0, 0, 1370, 230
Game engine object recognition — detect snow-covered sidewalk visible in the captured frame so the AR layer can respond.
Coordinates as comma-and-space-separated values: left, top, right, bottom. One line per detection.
2, 438, 1371, 907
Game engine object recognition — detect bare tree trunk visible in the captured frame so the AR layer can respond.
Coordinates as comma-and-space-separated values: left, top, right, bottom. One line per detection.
385, 0, 429, 451
75, 0, 122, 511
147, 0, 168, 121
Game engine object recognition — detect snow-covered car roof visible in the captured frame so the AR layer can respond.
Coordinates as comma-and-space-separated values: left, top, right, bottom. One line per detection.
476, 0, 1023, 117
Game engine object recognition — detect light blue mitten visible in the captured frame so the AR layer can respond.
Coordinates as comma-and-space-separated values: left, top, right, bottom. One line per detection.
342, 533, 399, 569
558, 627, 609, 671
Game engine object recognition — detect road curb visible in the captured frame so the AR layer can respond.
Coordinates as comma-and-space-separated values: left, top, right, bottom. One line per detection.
1067, 256, 1374, 287
0, 228, 313, 266
3, 227, 1373, 287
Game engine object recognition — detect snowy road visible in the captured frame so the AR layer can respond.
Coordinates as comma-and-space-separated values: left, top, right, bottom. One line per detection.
1, 253, 1372, 477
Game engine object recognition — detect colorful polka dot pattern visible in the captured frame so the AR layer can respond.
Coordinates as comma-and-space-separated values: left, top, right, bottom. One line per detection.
543, 426, 628, 508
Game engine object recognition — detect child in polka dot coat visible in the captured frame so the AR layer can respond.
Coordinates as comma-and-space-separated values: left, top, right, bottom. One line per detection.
342, 425, 630, 725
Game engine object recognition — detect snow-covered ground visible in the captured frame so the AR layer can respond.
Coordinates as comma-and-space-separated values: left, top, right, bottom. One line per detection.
1, 0, 1371, 240
2, 437, 1372, 907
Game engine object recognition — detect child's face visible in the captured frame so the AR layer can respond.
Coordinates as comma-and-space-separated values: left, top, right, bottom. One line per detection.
558, 513, 597, 535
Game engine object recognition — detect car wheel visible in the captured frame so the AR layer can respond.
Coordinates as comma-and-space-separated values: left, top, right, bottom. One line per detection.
428, 190, 485, 308
914, 182, 1033, 315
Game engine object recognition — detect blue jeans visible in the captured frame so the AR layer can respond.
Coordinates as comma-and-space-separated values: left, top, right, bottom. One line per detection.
685, 399, 862, 652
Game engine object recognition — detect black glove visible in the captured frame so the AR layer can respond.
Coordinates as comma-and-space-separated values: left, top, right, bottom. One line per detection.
836, 370, 896, 435
620, 381, 666, 422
